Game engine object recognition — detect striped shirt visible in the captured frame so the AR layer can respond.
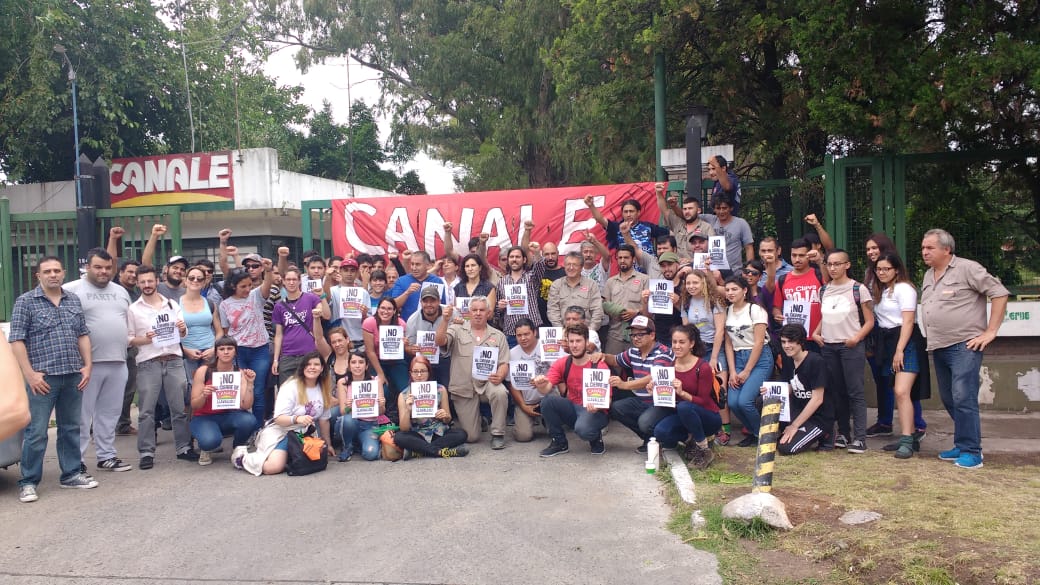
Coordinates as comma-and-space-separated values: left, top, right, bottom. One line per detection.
495, 259, 547, 335
8, 286, 89, 375
614, 342, 675, 401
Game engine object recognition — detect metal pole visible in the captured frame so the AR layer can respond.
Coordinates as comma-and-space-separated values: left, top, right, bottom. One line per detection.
71, 73, 82, 208
654, 51, 666, 182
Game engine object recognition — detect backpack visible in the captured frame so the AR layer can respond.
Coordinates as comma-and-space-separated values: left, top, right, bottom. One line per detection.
696, 360, 727, 409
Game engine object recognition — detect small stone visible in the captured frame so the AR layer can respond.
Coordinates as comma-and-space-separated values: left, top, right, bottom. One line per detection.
721, 492, 794, 530
839, 510, 883, 525
690, 510, 707, 531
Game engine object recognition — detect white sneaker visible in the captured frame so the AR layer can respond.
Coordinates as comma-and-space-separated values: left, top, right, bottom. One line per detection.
19, 485, 39, 503
59, 474, 99, 489
198, 450, 212, 466
231, 446, 248, 469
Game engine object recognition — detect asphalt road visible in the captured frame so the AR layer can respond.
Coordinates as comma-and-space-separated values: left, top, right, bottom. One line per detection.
1, 422, 721, 585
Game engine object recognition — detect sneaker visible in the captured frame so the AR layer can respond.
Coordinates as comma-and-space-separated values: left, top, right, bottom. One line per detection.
847, 440, 867, 454
78, 462, 95, 480
590, 439, 605, 455
160, 420, 172, 431
714, 430, 731, 447
438, 446, 469, 458
139, 455, 155, 470
736, 435, 758, 448
116, 426, 137, 436
954, 452, 984, 469
686, 444, 715, 470
337, 451, 352, 462
490, 435, 506, 450
636, 441, 649, 454
60, 474, 99, 489
197, 451, 212, 466
884, 434, 921, 452
833, 434, 849, 449
914, 429, 927, 442
894, 436, 915, 459
176, 449, 201, 462
539, 440, 570, 458
866, 423, 893, 437
231, 446, 248, 469
19, 485, 38, 503
97, 458, 132, 472
402, 449, 425, 460
938, 447, 961, 461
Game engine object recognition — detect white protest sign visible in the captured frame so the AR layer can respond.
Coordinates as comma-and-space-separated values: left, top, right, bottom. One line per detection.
649, 279, 674, 314
782, 300, 811, 335
506, 284, 528, 316
708, 236, 729, 270
455, 296, 473, 321
152, 310, 181, 348
379, 325, 404, 360
651, 366, 676, 408
692, 253, 708, 270
410, 381, 438, 418
212, 371, 242, 410
338, 287, 365, 320
301, 277, 323, 295
471, 346, 500, 381
509, 360, 534, 391
417, 330, 440, 365
351, 380, 380, 419
539, 327, 566, 362
582, 367, 611, 409
763, 381, 791, 422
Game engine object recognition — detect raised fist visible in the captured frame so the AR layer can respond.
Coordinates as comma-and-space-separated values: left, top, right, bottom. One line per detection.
218, 228, 232, 240
277, 246, 290, 257
151, 224, 167, 236
109, 226, 125, 238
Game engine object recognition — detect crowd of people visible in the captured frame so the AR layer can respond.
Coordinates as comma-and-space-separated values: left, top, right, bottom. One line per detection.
6, 180, 1010, 503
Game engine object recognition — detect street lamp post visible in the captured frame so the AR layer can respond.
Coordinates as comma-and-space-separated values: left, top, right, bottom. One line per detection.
54, 44, 83, 209
685, 106, 712, 205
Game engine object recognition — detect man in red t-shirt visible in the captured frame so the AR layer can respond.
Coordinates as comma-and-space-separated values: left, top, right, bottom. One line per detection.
772, 239, 827, 349
532, 324, 610, 457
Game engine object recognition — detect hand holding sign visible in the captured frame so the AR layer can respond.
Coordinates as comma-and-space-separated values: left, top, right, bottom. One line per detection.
708, 236, 729, 270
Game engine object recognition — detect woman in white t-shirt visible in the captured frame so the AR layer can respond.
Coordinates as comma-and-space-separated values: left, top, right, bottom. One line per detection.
257, 351, 335, 474
722, 275, 773, 447
872, 253, 929, 459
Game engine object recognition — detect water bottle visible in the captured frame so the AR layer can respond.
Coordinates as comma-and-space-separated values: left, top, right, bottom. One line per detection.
646, 437, 660, 474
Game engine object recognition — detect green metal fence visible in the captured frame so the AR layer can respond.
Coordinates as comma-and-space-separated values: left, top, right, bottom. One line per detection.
0, 200, 182, 320
301, 200, 334, 259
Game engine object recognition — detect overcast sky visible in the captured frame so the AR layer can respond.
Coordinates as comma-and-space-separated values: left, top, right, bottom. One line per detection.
263, 48, 460, 195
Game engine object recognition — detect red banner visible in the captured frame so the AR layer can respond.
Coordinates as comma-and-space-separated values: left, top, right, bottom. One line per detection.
331, 182, 660, 259
110, 151, 234, 207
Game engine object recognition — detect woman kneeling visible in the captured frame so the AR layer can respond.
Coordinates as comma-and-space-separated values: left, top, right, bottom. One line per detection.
189, 336, 257, 466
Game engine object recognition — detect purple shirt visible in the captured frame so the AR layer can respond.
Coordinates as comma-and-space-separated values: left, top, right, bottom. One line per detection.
273, 292, 323, 357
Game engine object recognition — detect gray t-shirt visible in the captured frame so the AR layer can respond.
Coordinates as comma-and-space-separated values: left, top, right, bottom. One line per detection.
701, 214, 754, 270
158, 282, 185, 302
63, 278, 131, 363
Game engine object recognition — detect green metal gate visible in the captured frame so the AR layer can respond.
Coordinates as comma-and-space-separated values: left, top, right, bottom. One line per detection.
0, 200, 182, 320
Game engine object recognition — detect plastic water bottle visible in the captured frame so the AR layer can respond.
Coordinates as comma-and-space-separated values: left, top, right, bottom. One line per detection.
646, 438, 660, 474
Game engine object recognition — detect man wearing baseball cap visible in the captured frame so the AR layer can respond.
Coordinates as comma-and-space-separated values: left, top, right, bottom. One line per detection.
327, 257, 369, 353
590, 314, 675, 453
643, 252, 685, 345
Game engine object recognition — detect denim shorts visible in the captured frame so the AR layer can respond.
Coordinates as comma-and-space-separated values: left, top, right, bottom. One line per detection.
274, 436, 289, 451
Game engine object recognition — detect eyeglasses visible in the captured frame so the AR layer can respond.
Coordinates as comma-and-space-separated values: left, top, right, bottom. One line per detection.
630, 331, 651, 338
202, 269, 213, 275
825, 262, 849, 268
243, 263, 261, 270
186, 275, 206, 282
743, 270, 761, 277
410, 370, 429, 375
875, 266, 895, 273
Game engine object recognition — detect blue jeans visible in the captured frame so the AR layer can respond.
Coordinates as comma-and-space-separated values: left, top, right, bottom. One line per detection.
932, 342, 984, 454
190, 410, 258, 451
654, 402, 723, 447
20, 373, 84, 486
236, 345, 271, 426
336, 414, 380, 460
727, 346, 773, 437
539, 395, 608, 444
611, 397, 673, 441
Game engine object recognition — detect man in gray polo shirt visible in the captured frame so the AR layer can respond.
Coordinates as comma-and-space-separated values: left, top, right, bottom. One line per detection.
920, 229, 1009, 470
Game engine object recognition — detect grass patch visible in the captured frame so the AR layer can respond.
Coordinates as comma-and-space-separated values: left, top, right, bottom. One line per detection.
661, 446, 1040, 584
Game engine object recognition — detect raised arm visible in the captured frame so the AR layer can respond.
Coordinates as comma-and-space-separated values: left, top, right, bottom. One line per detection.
443, 222, 459, 262
106, 226, 125, 261
805, 214, 834, 252
583, 194, 608, 229
141, 224, 166, 267
217, 229, 233, 276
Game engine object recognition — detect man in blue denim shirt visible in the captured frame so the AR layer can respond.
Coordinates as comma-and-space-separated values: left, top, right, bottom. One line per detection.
8, 256, 96, 502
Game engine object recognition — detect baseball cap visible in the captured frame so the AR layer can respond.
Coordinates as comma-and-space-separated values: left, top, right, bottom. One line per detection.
342, 258, 359, 268
631, 315, 655, 332
658, 252, 680, 264
688, 229, 708, 242
241, 253, 262, 265
420, 285, 440, 300
167, 255, 189, 267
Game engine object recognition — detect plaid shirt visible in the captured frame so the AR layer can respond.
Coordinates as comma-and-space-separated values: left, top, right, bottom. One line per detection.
8, 286, 89, 375
495, 258, 546, 335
